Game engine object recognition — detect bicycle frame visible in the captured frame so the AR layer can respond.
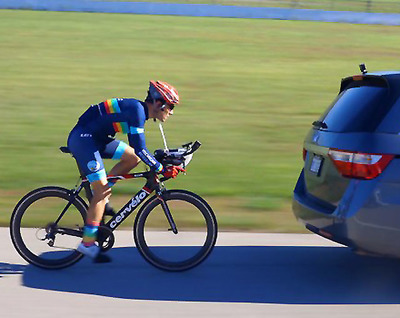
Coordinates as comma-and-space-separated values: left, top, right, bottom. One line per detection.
54, 141, 202, 240
52, 170, 176, 240
103, 171, 159, 231
10, 141, 217, 271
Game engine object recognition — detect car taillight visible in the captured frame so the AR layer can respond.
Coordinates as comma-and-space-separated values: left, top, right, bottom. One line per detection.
303, 148, 307, 161
328, 149, 394, 180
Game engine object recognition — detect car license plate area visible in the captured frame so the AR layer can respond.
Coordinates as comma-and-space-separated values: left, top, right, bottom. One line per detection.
310, 155, 323, 176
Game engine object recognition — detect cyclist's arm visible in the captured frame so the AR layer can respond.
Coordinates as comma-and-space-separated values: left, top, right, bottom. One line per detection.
124, 99, 163, 172
128, 127, 163, 173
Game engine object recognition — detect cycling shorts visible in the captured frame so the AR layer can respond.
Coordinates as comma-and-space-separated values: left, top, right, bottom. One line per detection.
67, 125, 128, 183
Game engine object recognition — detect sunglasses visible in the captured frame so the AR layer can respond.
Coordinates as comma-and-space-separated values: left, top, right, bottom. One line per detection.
161, 103, 175, 111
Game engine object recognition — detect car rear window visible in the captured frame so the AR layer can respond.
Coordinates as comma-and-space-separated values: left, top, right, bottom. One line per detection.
316, 83, 391, 133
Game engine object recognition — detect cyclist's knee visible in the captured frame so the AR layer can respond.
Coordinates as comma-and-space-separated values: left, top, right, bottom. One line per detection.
121, 147, 141, 169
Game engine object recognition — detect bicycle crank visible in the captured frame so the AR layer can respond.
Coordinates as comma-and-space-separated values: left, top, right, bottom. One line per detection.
97, 226, 115, 252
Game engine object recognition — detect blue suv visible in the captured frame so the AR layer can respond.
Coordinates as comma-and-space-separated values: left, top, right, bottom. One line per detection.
292, 65, 400, 258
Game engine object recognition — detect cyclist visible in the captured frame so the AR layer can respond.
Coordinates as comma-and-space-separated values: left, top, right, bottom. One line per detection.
67, 80, 185, 262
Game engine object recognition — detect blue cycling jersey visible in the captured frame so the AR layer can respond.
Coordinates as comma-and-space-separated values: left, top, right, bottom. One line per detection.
76, 98, 163, 173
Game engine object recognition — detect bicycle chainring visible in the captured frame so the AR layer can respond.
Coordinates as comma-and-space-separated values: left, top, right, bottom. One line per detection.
97, 226, 115, 252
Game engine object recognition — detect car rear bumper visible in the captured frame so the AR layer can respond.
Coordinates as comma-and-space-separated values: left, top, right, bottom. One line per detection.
293, 168, 400, 258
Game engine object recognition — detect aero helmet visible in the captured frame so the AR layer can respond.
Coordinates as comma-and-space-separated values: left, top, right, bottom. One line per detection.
149, 80, 179, 105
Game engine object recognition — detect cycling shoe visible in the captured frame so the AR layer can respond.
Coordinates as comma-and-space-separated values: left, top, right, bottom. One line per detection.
77, 243, 112, 263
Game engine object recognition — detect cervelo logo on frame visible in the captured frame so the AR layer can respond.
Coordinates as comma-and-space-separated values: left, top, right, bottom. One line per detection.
110, 189, 150, 229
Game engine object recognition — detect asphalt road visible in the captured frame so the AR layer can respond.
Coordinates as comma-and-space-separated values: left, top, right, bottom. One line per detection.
1, 228, 400, 318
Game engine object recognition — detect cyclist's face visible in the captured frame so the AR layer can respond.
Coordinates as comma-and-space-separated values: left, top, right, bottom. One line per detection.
156, 102, 174, 122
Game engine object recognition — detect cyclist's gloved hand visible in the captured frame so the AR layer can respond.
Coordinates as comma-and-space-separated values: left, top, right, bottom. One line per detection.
162, 165, 186, 179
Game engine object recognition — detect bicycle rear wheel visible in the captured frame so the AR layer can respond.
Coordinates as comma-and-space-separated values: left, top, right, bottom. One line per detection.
10, 186, 87, 269
133, 190, 217, 271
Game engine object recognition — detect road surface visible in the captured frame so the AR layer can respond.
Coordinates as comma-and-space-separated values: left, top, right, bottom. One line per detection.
1, 228, 400, 317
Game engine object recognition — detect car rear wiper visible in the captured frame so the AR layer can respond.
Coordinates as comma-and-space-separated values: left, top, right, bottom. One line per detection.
312, 120, 328, 129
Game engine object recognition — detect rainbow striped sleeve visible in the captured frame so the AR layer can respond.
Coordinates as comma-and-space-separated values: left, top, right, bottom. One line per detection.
104, 98, 121, 114
112, 122, 129, 134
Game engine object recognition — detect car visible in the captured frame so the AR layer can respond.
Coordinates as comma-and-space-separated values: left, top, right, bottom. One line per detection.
292, 64, 400, 258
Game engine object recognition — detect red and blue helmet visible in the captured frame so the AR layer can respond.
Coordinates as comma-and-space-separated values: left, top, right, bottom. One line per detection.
149, 80, 180, 105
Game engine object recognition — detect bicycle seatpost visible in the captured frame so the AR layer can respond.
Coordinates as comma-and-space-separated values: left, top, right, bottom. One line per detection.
75, 160, 93, 201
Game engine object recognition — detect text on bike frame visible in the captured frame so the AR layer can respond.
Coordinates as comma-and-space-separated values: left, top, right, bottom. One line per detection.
108, 188, 151, 229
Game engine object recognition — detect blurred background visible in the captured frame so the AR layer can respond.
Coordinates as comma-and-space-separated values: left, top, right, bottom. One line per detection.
1, 0, 400, 231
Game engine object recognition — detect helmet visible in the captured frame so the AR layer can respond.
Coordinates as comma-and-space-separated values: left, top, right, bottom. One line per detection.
149, 80, 179, 105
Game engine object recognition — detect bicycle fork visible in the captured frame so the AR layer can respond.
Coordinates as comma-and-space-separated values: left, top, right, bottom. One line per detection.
156, 188, 178, 234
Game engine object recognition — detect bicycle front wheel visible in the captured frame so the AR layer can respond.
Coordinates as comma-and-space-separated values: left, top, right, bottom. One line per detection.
133, 190, 218, 271
10, 186, 87, 269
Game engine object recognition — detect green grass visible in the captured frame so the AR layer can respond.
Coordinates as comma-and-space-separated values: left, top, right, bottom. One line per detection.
1, 9, 400, 230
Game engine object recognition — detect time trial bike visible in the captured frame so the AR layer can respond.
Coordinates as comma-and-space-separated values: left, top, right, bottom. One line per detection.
10, 140, 218, 271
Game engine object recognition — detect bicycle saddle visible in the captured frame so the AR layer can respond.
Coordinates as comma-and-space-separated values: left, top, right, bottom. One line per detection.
59, 146, 71, 154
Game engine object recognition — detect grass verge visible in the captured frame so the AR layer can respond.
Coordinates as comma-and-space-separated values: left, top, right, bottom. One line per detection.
1, 10, 400, 231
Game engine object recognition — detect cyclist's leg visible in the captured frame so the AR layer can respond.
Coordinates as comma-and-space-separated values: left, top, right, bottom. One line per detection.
96, 139, 140, 216
86, 179, 111, 225
67, 127, 111, 262
102, 139, 141, 177
77, 178, 111, 262
67, 127, 110, 213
